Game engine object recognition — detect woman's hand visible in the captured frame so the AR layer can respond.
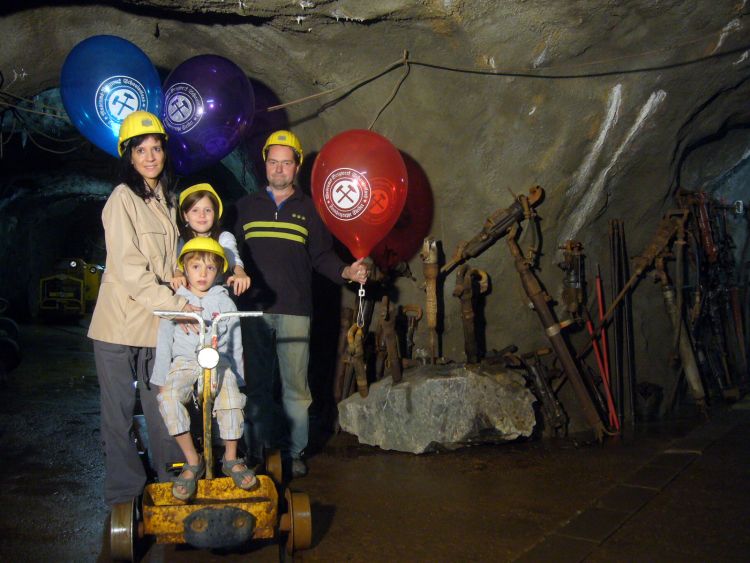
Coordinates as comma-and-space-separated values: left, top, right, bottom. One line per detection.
170, 270, 187, 291
177, 302, 203, 334
227, 266, 252, 296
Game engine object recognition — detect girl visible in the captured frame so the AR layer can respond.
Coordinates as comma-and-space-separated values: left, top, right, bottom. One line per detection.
171, 183, 251, 296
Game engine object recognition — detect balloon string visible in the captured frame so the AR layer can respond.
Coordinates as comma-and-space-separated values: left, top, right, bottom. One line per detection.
356, 284, 366, 328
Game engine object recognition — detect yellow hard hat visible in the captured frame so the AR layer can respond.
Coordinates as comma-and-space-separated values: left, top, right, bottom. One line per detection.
178, 237, 228, 273
118, 111, 167, 156
263, 130, 304, 165
179, 183, 224, 219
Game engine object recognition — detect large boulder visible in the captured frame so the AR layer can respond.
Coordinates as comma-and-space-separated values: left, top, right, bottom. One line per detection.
338, 365, 536, 454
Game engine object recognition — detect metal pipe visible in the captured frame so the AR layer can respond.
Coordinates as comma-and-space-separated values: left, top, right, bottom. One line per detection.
610, 220, 623, 423
661, 282, 706, 408
596, 266, 620, 431
583, 307, 619, 430
619, 220, 636, 425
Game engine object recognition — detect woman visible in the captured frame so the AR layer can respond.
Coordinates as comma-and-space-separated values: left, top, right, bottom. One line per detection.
88, 111, 198, 506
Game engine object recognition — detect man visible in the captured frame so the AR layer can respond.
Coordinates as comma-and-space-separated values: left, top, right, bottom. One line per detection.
234, 130, 368, 477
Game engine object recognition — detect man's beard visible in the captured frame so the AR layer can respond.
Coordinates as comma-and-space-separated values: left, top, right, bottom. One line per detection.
269, 176, 292, 190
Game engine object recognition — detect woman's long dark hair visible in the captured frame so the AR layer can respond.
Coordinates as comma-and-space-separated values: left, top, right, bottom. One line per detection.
178, 190, 223, 242
117, 133, 175, 208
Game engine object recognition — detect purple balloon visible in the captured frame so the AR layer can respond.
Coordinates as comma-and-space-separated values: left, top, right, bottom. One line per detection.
162, 55, 254, 174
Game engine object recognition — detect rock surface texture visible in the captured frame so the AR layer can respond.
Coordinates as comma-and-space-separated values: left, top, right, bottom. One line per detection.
338, 365, 536, 453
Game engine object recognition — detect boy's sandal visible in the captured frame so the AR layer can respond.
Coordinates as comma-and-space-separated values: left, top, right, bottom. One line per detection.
172, 455, 205, 501
222, 457, 258, 491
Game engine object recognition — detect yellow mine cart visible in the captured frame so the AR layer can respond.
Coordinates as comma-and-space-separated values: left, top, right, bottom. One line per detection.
109, 310, 312, 561
111, 467, 311, 560
38, 258, 103, 317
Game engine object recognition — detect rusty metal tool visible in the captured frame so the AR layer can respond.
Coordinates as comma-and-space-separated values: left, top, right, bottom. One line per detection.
333, 307, 354, 404
453, 265, 489, 364
374, 312, 387, 381
340, 293, 376, 400
402, 304, 422, 359
653, 256, 707, 413
345, 324, 368, 398
507, 227, 606, 440
420, 237, 440, 363
558, 240, 585, 321
442, 186, 544, 275
379, 296, 402, 383
503, 347, 567, 433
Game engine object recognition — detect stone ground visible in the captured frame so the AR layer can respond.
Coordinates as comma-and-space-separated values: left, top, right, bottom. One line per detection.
0, 322, 748, 562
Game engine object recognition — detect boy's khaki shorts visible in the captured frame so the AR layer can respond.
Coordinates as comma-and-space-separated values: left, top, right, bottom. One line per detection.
157, 357, 246, 440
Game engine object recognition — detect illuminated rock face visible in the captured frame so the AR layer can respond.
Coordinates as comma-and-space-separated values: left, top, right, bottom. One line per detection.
338, 365, 536, 453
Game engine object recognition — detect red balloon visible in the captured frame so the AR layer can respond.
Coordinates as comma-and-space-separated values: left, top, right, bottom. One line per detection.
311, 130, 408, 259
371, 152, 434, 271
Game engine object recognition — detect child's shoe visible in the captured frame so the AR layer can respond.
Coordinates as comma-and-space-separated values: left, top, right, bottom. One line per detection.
222, 457, 258, 491
172, 455, 205, 501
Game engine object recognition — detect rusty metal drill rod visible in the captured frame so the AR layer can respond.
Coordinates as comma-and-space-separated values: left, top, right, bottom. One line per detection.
596, 266, 620, 431
583, 307, 619, 431
421, 237, 439, 363
609, 220, 623, 422
619, 220, 636, 424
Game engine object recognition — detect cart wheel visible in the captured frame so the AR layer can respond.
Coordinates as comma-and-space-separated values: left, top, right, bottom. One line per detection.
281, 489, 312, 554
0, 317, 19, 340
265, 449, 283, 484
110, 498, 136, 562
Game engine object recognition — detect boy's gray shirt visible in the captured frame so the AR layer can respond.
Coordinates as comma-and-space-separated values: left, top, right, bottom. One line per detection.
151, 285, 244, 387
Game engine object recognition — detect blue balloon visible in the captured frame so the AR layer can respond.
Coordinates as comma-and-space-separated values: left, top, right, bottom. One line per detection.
162, 55, 254, 174
60, 35, 163, 158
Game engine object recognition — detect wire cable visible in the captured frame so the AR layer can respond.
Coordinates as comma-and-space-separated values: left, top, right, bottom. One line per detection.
0, 86, 65, 114
10, 107, 81, 142
260, 30, 748, 116
20, 127, 85, 155
368, 50, 410, 130
0, 98, 70, 121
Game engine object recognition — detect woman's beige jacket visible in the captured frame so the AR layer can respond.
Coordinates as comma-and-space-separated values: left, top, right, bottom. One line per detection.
88, 183, 188, 347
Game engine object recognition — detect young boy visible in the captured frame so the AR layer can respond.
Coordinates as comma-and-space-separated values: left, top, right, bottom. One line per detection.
151, 237, 256, 501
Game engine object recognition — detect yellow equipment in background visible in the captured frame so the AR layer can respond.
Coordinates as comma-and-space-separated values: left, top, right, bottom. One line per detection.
38, 258, 103, 317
